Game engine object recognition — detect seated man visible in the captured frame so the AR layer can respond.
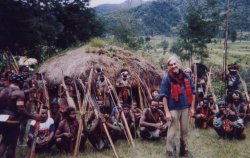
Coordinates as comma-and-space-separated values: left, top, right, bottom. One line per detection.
27, 106, 55, 152
50, 100, 62, 130
151, 89, 164, 113
226, 63, 241, 94
113, 104, 136, 138
227, 90, 247, 120
55, 107, 86, 153
139, 101, 168, 140
194, 98, 214, 128
87, 105, 123, 150
213, 101, 245, 139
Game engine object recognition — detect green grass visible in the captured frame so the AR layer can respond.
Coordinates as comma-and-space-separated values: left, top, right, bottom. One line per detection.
16, 36, 250, 158
17, 123, 250, 158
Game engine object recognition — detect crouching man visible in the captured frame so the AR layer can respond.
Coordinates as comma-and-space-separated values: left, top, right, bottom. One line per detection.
27, 106, 55, 152
55, 107, 87, 153
139, 101, 168, 140
213, 101, 245, 139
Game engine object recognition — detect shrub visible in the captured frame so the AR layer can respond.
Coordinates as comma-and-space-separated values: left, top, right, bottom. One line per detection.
90, 38, 106, 48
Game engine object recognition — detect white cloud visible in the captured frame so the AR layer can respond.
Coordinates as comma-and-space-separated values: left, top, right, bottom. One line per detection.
89, 0, 126, 7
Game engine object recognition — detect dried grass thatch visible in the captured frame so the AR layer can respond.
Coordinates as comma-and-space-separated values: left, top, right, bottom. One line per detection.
38, 45, 164, 87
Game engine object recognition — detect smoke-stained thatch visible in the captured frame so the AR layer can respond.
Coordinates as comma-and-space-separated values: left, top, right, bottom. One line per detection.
38, 46, 163, 88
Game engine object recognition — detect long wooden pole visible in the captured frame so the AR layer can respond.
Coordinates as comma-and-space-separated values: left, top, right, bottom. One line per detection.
104, 76, 135, 147
61, 70, 76, 109
73, 79, 84, 158
224, 0, 230, 98
204, 67, 212, 98
41, 74, 51, 117
29, 93, 43, 158
209, 77, 219, 113
87, 95, 119, 158
138, 85, 144, 110
104, 81, 131, 145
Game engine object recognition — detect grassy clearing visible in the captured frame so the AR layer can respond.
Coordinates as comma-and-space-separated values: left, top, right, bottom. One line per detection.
15, 37, 250, 158
17, 123, 250, 158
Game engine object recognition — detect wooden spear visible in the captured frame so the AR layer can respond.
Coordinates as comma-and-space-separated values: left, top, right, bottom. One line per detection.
104, 76, 135, 147
73, 79, 85, 158
29, 91, 43, 158
41, 74, 51, 117
101, 77, 131, 145
138, 84, 144, 110
209, 77, 219, 112
204, 67, 212, 98
87, 94, 119, 158
61, 70, 76, 109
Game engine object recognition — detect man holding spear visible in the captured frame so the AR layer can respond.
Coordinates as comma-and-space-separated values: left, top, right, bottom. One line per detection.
0, 73, 41, 158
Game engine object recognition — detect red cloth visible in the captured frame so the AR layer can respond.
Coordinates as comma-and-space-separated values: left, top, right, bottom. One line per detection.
168, 69, 193, 105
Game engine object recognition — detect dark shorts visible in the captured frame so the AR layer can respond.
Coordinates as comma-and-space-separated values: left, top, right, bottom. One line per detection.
0, 122, 20, 144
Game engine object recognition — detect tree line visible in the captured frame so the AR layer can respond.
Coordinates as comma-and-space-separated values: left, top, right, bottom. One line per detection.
0, 0, 103, 60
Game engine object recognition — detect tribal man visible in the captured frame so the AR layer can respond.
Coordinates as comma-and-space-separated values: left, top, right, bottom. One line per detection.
213, 101, 245, 139
139, 100, 168, 140
193, 98, 214, 128
94, 67, 112, 109
87, 103, 123, 150
0, 73, 40, 158
151, 89, 164, 113
226, 63, 241, 95
58, 76, 75, 112
27, 106, 55, 152
113, 103, 136, 138
227, 90, 248, 121
116, 69, 132, 105
55, 107, 86, 153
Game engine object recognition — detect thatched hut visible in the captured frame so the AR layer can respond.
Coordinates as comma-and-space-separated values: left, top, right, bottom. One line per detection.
38, 45, 165, 108
39, 46, 164, 87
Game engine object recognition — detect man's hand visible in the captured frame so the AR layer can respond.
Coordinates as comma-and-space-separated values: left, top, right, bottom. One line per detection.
99, 114, 106, 123
165, 111, 172, 122
154, 122, 163, 129
189, 107, 195, 117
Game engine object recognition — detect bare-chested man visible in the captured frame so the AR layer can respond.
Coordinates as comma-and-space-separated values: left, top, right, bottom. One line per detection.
113, 104, 136, 138
0, 73, 40, 158
58, 76, 75, 112
139, 101, 168, 140
193, 98, 214, 128
116, 69, 132, 105
19, 72, 39, 146
94, 67, 111, 108
87, 104, 123, 150
151, 89, 164, 113
55, 107, 86, 153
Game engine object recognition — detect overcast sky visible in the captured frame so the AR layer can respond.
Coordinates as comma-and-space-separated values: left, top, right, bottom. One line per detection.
89, 0, 126, 7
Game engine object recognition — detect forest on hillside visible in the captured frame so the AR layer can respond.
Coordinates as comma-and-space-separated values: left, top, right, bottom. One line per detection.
0, 0, 103, 60
0, 0, 250, 68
